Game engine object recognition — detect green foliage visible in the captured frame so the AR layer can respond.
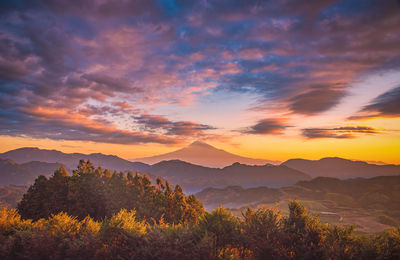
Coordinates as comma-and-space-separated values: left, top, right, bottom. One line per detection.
17, 160, 205, 224
196, 206, 241, 258
241, 206, 284, 259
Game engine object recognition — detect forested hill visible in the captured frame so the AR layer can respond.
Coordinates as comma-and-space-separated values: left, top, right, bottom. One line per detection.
196, 175, 400, 231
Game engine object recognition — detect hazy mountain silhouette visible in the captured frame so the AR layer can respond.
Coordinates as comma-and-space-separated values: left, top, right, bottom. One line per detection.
145, 160, 310, 192
0, 184, 26, 208
282, 157, 400, 179
3, 147, 398, 193
134, 141, 278, 168
0, 159, 66, 185
0, 146, 308, 192
0, 147, 149, 173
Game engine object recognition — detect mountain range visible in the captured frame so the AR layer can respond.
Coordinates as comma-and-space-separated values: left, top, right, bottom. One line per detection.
144, 160, 310, 192
1, 142, 399, 192
134, 141, 277, 167
282, 157, 400, 179
0, 157, 309, 192
0, 147, 148, 172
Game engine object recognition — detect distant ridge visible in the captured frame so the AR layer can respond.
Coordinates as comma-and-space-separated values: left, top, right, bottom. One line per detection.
0, 158, 66, 185
0, 146, 307, 192
144, 159, 310, 192
134, 141, 278, 168
282, 157, 400, 179
2, 147, 398, 193
0, 147, 149, 173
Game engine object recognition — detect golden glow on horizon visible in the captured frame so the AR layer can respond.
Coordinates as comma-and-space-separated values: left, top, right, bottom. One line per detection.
1, 128, 399, 165
0, 136, 175, 160
224, 133, 400, 165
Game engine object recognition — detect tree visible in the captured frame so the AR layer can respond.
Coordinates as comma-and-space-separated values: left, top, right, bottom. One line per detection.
242, 206, 284, 259
282, 200, 325, 259
17, 161, 205, 224
196, 206, 240, 258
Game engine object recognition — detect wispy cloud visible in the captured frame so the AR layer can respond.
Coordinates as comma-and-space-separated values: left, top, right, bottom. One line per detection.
134, 114, 215, 137
349, 86, 400, 120
302, 126, 379, 139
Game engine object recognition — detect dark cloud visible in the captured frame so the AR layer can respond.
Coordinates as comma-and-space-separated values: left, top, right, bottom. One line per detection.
82, 73, 142, 94
289, 85, 346, 115
0, 0, 161, 19
355, 86, 400, 118
241, 119, 289, 135
302, 126, 379, 139
134, 114, 215, 136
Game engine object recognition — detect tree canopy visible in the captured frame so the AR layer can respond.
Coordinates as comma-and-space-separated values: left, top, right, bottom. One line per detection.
17, 160, 204, 224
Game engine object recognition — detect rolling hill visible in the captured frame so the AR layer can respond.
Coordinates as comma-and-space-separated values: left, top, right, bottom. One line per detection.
196, 175, 400, 232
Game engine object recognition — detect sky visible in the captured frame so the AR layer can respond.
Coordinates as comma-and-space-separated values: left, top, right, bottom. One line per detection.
0, 0, 399, 164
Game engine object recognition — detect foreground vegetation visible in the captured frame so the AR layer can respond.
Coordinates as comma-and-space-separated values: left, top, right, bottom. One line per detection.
0, 161, 398, 259
1, 202, 400, 259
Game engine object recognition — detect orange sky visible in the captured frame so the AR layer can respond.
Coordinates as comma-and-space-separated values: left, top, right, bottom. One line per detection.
1, 0, 399, 165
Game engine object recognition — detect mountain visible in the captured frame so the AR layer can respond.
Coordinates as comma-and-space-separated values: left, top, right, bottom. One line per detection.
0, 147, 149, 173
134, 141, 278, 168
144, 160, 310, 192
282, 157, 400, 179
0, 159, 66, 185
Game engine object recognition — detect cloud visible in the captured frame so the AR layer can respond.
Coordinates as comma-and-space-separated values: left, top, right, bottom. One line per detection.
82, 73, 142, 94
0, 0, 399, 144
350, 86, 400, 119
241, 119, 289, 135
0, 107, 179, 145
134, 114, 215, 136
302, 126, 379, 139
288, 85, 347, 115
